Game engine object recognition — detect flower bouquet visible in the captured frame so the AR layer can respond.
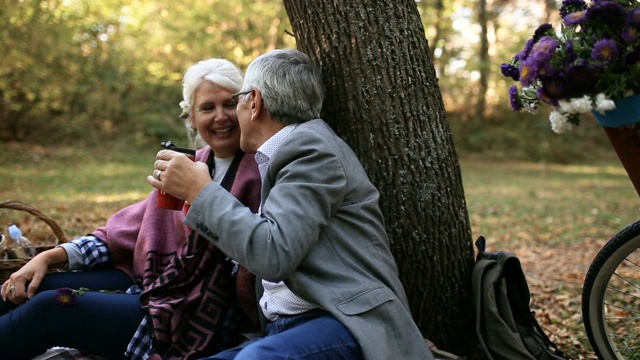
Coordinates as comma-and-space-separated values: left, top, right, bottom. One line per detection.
501, 0, 640, 134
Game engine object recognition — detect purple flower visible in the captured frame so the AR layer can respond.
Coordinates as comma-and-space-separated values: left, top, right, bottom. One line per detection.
501, 63, 520, 80
55, 288, 77, 307
533, 24, 554, 41
518, 39, 535, 62
629, 8, 640, 25
564, 40, 578, 63
500, 0, 640, 128
536, 87, 558, 106
518, 58, 540, 87
563, 10, 588, 26
591, 39, 619, 62
530, 36, 559, 64
586, 1, 626, 25
560, 0, 587, 18
536, 62, 558, 79
508, 85, 522, 111
539, 78, 567, 104
622, 26, 639, 43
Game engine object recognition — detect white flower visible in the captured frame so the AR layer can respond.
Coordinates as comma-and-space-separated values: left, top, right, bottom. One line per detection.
557, 99, 574, 113
570, 95, 593, 113
549, 111, 573, 134
556, 96, 593, 116
179, 100, 191, 119
594, 93, 616, 115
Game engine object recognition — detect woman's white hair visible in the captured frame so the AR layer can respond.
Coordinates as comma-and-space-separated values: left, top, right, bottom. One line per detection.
180, 58, 244, 145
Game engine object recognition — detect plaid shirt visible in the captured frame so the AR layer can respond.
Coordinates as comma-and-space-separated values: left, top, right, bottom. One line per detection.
67, 235, 152, 360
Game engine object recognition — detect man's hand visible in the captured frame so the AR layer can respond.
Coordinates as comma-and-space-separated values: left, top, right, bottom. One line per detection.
147, 149, 212, 204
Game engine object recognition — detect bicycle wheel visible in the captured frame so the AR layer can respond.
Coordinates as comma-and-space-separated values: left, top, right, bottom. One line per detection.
583, 220, 640, 360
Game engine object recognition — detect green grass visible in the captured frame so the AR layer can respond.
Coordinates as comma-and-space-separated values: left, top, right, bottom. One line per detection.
1, 141, 638, 246
462, 158, 639, 248
0, 142, 157, 243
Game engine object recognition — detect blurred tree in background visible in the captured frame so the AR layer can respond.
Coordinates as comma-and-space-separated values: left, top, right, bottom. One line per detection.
0, 0, 294, 147
0, 0, 613, 162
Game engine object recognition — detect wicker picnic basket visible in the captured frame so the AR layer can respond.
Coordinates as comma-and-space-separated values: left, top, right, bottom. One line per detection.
0, 200, 67, 283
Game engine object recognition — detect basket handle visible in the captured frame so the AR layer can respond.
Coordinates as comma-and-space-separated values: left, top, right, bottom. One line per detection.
0, 200, 67, 245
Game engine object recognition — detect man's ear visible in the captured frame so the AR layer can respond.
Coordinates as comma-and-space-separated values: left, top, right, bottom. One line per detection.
250, 88, 263, 121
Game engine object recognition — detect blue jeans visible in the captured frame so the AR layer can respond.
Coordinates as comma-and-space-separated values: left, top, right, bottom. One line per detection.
0, 269, 142, 360
201, 311, 362, 360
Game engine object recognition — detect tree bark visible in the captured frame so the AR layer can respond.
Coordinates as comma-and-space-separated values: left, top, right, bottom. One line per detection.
283, 0, 478, 355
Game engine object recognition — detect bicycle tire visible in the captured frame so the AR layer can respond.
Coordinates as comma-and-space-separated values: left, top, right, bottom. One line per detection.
582, 220, 640, 360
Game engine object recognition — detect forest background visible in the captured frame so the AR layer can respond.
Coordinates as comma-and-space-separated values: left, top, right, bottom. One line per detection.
0, 0, 616, 161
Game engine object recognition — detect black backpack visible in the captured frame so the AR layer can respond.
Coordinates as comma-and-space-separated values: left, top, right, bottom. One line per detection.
472, 236, 571, 360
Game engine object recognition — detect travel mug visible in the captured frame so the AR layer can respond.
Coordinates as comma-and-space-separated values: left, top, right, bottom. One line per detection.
156, 141, 196, 210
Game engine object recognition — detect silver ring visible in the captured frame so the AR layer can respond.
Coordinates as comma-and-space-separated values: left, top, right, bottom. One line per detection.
9, 286, 15, 293
153, 169, 163, 181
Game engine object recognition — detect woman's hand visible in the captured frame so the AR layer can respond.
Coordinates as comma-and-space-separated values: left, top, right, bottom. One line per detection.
1, 247, 67, 304
147, 150, 212, 203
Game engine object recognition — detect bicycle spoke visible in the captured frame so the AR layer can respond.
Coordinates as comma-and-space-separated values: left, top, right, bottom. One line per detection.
606, 283, 640, 302
613, 268, 640, 292
604, 300, 640, 315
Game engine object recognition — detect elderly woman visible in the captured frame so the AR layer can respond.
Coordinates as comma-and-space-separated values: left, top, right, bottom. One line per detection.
0, 58, 261, 360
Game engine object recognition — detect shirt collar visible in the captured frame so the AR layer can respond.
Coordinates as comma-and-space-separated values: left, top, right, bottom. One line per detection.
255, 124, 297, 179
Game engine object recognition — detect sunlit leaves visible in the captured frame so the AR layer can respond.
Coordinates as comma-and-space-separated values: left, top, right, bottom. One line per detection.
0, 0, 295, 144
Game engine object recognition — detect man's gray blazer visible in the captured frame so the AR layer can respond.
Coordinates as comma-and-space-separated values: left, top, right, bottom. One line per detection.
185, 119, 433, 360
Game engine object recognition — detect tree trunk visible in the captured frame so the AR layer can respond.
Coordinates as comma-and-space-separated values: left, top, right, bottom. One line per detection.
476, 0, 489, 119
283, 0, 478, 356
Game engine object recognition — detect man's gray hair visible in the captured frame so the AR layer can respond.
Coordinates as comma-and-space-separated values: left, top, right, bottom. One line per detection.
242, 49, 324, 125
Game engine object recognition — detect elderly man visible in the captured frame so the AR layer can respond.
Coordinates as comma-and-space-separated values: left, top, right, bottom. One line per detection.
149, 48, 434, 360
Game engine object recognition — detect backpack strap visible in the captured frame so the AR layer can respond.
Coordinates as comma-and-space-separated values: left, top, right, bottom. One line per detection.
472, 254, 495, 359
500, 253, 532, 321
529, 312, 569, 358
475, 236, 486, 260
473, 236, 492, 358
